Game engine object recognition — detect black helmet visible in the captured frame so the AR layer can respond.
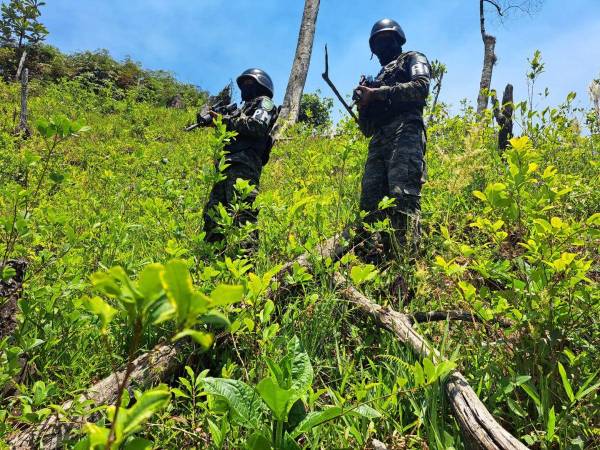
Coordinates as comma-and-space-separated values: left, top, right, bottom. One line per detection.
236, 68, 274, 98
369, 18, 406, 51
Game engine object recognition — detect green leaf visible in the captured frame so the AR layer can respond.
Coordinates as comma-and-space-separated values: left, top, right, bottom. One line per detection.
1, 265, 17, 281
290, 407, 342, 438
350, 404, 381, 419
546, 406, 555, 442
574, 369, 600, 401
423, 358, 436, 384
137, 263, 164, 310
557, 362, 575, 403
520, 382, 541, 407
83, 296, 117, 333
282, 433, 302, 450
506, 398, 527, 418
246, 432, 272, 450
288, 337, 314, 394
256, 377, 297, 421
472, 190, 487, 202
586, 212, 600, 226
189, 292, 212, 319
35, 119, 54, 138
458, 281, 476, 301
210, 284, 244, 307
91, 270, 121, 297
114, 387, 170, 440
202, 378, 265, 429
550, 216, 563, 229
202, 310, 231, 329
435, 360, 457, 380
124, 437, 154, 450
82, 423, 110, 449
350, 264, 378, 285
413, 362, 425, 386
172, 329, 214, 349
161, 259, 193, 326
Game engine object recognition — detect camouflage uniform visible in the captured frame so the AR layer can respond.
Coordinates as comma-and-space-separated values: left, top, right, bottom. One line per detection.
357, 51, 431, 255
203, 96, 277, 242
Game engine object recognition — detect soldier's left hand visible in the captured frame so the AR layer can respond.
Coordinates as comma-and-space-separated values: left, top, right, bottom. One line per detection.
355, 85, 377, 108
355, 85, 385, 108
204, 110, 218, 126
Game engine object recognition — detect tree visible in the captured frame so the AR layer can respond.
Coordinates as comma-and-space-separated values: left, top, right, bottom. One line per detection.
588, 75, 600, 136
492, 83, 514, 150
0, 0, 47, 80
476, 0, 541, 114
298, 91, 333, 130
428, 60, 447, 124
277, 0, 320, 130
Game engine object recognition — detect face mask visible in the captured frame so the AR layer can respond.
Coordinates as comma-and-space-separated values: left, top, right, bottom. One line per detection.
241, 83, 259, 101
372, 34, 401, 66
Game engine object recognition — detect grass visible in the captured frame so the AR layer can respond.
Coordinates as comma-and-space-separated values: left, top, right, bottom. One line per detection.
0, 77, 598, 449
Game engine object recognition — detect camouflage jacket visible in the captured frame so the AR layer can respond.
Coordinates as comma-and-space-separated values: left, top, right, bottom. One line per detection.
222, 96, 278, 168
358, 51, 431, 137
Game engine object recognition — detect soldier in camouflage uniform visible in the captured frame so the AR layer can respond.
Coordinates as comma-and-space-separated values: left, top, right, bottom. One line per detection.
203, 68, 278, 243
353, 18, 431, 258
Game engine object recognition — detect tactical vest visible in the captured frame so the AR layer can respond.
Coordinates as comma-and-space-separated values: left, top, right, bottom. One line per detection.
225, 96, 278, 166
364, 51, 427, 126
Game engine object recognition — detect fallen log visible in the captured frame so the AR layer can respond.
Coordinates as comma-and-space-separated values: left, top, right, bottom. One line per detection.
6, 240, 340, 449
334, 272, 527, 450
7, 344, 180, 449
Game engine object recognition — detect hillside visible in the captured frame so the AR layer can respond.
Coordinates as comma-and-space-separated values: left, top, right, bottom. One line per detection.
0, 78, 599, 449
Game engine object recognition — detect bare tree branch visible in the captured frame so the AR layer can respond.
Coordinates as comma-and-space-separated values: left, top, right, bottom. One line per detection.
483, 0, 504, 16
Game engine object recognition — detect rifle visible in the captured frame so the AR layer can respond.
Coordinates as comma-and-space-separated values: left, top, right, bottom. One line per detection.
352, 75, 382, 104
185, 83, 239, 131
321, 45, 358, 123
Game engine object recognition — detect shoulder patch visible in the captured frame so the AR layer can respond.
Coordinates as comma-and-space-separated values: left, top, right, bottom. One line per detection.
260, 98, 275, 112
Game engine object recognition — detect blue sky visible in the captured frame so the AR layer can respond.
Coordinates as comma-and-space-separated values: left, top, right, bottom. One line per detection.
23, 0, 600, 115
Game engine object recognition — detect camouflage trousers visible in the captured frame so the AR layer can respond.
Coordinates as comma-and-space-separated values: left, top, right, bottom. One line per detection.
202, 161, 261, 244
358, 120, 426, 257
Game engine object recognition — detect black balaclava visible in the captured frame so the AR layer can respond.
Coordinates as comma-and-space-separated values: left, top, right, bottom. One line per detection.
240, 78, 262, 102
372, 33, 402, 66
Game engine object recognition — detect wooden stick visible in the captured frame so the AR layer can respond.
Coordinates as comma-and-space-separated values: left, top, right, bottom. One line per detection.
334, 272, 527, 450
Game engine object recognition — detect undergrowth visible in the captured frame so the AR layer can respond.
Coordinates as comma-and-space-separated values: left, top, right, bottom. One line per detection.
0, 75, 598, 449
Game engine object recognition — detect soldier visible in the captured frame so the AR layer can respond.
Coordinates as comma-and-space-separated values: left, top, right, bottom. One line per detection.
353, 18, 430, 260
202, 68, 279, 245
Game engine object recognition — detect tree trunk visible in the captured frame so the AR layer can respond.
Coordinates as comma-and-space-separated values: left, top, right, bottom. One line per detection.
17, 68, 31, 137
15, 48, 28, 82
277, 0, 320, 130
492, 83, 514, 150
428, 70, 444, 124
477, 0, 497, 114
